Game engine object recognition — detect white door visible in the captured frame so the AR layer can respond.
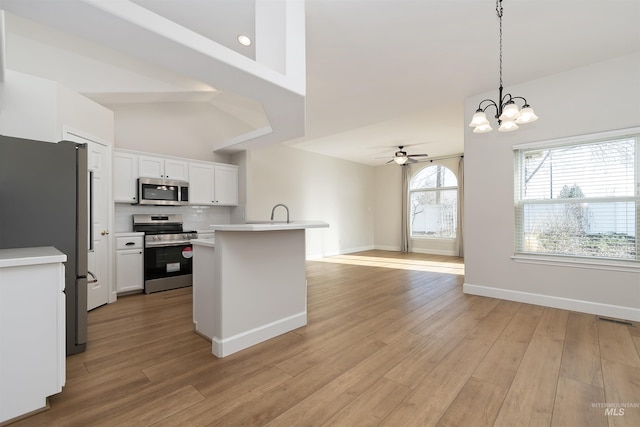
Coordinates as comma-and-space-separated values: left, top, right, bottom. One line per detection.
87, 142, 110, 310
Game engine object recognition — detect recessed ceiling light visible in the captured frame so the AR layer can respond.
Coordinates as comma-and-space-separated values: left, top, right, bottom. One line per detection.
237, 34, 252, 46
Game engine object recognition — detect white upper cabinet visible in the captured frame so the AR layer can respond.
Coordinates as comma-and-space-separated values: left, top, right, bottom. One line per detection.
138, 155, 163, 179
113, 149, 238, 206
164, 159, 189, 181
113, 151, 138, 203
188, 163, 215, 205
188, 162, 238, 206
214, 164, 239, 206
138, 155, 189, 181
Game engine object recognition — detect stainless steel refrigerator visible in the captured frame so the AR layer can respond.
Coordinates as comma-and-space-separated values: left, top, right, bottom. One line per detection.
0, 135, 88, 355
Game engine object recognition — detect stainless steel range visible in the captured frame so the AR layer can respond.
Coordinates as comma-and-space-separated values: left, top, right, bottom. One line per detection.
133, 214, 197, 294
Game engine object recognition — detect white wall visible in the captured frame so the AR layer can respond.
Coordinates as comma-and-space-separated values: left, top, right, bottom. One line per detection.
245, 144, 375, 258
373, 164, 402, 251
0, 70, 58, 141
58, 84, 114, 144
464, 52, 640, 321
0, 70, 115, 144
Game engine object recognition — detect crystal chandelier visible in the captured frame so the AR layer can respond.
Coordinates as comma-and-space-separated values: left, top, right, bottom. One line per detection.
468, 0, 538, 133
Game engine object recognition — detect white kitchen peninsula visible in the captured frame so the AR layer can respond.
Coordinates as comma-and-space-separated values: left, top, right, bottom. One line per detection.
191, 221, 328, 357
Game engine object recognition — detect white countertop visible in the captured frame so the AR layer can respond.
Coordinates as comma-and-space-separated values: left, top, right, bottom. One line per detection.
208, 221, 329, 232
191, 239, 216, 248
0, 247, 67, 268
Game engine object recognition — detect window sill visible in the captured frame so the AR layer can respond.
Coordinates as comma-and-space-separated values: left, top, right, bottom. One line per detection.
511, 254, 640, 273
410, 236, 456, 241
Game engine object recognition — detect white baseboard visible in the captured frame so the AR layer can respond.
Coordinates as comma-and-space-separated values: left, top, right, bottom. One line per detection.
411, 247, 457, 256
211, 311, 307, 357
340, 245, 376, 254
463, 283, 640, 322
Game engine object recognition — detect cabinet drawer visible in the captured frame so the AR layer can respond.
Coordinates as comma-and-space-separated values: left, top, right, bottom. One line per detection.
116, 236, 143, 250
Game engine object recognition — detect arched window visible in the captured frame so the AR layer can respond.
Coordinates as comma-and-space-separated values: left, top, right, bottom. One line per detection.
410, 165, 458, 238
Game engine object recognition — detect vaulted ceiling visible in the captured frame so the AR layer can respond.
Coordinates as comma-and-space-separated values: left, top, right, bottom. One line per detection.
2, 0, 639, 165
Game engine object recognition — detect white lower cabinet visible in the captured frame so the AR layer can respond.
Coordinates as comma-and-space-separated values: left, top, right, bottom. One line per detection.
115, 234, 144, 293
0, 247, 66, 424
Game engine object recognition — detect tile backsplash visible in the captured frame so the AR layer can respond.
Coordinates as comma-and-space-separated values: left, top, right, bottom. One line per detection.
115, 204, 233, 232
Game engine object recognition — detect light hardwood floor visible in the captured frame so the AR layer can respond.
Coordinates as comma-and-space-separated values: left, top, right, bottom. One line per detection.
11, 250, 640, 426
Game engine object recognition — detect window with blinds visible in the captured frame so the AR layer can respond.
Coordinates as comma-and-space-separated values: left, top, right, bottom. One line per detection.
514, 132, 639, 262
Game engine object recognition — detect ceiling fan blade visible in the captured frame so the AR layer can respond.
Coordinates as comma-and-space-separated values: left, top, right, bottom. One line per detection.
385, 159, 394, 164
406, 157, 418, 164
408, 154, 429, 158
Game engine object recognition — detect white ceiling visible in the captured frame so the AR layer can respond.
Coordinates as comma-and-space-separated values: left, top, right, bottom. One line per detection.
2, 0, 639, 165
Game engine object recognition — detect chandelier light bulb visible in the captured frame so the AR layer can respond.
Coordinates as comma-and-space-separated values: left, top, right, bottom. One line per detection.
515, 106, 539, 124
499, 102, 520, 121
469, 110, 490, 127
473, 123, 493, 133
498, 120, 519, 132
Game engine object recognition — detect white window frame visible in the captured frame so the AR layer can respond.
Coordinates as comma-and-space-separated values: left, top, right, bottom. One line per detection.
409, 165, 458, 240
512, 127, 640, 271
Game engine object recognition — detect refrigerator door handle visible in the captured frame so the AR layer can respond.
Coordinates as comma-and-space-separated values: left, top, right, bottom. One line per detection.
89, 170, 94, 252
87, 270, 98, 284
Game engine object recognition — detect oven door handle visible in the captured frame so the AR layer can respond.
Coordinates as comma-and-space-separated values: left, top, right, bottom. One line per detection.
145, 241, 193, 248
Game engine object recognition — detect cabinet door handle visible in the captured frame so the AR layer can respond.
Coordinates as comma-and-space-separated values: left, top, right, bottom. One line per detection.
126, 242, 135, 246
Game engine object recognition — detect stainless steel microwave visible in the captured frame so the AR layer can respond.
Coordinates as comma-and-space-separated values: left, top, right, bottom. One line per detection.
137, 177, 189, 206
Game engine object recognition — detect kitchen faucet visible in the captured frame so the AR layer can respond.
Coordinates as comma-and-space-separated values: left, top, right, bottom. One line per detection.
270, 204, 290, 223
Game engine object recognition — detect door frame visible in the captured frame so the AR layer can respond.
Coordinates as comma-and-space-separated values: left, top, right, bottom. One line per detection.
63, 126, 116, 304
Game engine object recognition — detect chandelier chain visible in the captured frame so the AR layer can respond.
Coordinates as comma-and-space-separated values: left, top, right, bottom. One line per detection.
497, 0, 503, 89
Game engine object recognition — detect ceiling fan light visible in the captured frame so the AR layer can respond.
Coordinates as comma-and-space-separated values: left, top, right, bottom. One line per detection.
498, 120, 519, 132
468, 110, 489, 127
515, 106, 538, 124
499, 102, 520, 121
394, 156, 408, 165
473, 123, 493, 133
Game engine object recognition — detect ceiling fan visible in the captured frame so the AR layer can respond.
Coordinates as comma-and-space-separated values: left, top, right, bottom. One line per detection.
385, 146, 429, 165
